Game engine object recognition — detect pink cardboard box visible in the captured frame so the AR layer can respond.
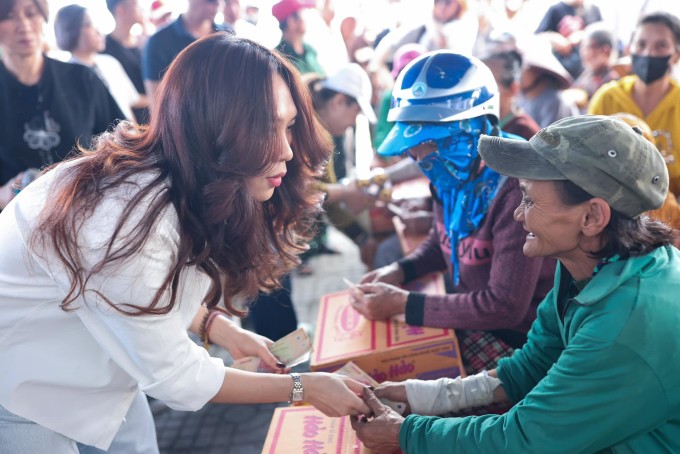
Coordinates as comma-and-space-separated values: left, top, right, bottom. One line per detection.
262, 406, 379, 454
310, 274, 464, 382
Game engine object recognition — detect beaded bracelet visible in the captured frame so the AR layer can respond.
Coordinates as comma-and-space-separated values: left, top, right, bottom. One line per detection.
198, 306, 211, 344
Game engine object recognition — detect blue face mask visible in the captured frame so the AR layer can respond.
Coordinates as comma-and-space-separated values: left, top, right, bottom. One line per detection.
415, 117, 485, 190
411, 117, 502, 284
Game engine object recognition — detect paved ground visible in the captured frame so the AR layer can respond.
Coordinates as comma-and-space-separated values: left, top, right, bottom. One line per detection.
154, 228, 367, 453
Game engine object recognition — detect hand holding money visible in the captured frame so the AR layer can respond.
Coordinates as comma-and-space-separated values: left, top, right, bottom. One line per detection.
335, 362, 407, 415
231, 327, 312, 373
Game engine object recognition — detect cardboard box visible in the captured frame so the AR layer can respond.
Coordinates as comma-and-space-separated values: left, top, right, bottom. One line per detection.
310, 274, 464, 382
262, 406, 377, 454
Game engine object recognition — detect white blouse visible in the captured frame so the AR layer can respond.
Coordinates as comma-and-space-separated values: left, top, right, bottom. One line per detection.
0, 162, 226, 449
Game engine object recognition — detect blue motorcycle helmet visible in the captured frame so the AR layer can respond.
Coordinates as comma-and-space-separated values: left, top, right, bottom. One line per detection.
378, 51, 499, 157
377, 51, 503, 283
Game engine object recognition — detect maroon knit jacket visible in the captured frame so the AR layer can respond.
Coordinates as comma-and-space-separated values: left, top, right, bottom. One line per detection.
399, 177, 556, 344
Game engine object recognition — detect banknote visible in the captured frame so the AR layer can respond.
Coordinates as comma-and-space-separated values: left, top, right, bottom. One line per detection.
230, 327, 312, 372
334, 361, 407, 415
343, 277, 364, 294
268, 327, 312, 368
334, 361, 379, 387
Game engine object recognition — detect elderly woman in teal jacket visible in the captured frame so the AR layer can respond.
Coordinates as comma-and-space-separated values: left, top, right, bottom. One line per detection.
351, 115, 680, 453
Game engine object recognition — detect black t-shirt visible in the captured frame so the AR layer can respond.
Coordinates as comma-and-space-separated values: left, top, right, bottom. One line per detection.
0, 56, 124, 185
535, 1, 602, 34
536, 2, 603, 78
104, 35, 149, 123
104, 35, 145, 94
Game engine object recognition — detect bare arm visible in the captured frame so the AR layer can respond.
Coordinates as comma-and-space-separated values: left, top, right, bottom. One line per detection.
189, 306, 371, 416
209, 368, 370, 417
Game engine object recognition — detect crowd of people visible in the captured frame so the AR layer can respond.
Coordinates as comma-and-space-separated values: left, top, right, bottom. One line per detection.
1, 0, 679, 452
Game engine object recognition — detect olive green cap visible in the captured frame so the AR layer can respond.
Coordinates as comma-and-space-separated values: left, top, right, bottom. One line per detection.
478, 115, 668, 218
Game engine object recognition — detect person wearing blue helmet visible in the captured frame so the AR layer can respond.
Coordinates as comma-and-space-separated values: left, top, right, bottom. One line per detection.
349, 51, 556, 382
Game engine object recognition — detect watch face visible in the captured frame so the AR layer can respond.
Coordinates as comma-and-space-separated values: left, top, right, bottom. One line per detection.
292, 390, 304, 402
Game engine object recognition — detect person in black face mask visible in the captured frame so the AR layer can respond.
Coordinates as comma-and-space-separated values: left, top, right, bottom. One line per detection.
589, 12, 680, 195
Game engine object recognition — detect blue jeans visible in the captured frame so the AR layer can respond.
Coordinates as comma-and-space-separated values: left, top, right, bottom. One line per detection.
0, 391, 158, 454
0, 404, 78, 454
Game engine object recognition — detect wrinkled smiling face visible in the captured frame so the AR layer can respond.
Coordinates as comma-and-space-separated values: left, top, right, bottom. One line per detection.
514, 179, 586, 260
245, 74, 296, 202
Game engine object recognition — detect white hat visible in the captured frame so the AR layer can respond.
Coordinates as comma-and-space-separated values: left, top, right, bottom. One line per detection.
319, 63, 376, 123
522, 39, 573, 89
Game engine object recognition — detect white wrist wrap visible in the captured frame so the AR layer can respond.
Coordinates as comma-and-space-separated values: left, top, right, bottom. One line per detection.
405, 371, 501, 416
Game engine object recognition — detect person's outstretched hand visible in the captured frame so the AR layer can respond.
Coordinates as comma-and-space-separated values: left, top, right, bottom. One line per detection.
218, 319, 283, 372
349, 282, 408, 321
351, 387, 403, 452
303, 373, 371, 416
374, 382, 410, 415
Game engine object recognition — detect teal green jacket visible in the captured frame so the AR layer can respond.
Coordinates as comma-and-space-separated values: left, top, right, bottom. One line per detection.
400, 246, 680, 453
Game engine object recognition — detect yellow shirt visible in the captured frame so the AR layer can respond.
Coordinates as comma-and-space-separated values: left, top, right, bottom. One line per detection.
588, 75, 680, 194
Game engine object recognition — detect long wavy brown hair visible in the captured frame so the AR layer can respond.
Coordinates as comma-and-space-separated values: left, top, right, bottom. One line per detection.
31, 33, 333, 316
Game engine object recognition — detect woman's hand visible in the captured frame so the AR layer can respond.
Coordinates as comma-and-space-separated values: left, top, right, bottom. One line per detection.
302, 373, 371, 416
351, 387, 403, 452
374, 382, 410, 415
349, 282, 408, 321
359, 262, 404, 285
211, 316, 283, 372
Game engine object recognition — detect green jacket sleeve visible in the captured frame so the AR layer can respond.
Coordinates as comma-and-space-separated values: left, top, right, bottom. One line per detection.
373, 91, 394, 149
400, 328, 668, 453
496, 288, 564, 403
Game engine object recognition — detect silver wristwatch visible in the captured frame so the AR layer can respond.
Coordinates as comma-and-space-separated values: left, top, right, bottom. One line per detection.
289, 372, 304, 402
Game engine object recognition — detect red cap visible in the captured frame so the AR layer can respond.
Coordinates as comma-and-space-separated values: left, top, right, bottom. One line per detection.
150, 0, 171, 21
272, 0, 315, 23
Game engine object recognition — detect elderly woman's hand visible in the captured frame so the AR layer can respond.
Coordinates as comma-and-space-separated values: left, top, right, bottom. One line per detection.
303, 373, 371, 417
374, 382, 411, 415
349, 282, 408, 321
351, 387, 403, 453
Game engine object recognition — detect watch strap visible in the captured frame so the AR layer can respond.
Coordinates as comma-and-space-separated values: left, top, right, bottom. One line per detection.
289, 372, 304, 403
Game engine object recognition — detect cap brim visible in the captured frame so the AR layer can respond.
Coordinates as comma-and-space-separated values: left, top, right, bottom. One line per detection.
357, 98, 377, 123
478, 135, 566, 180
377, 122, 453, 157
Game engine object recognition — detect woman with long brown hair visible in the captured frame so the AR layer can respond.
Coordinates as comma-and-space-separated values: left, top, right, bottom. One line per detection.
0, 33, 369, 453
